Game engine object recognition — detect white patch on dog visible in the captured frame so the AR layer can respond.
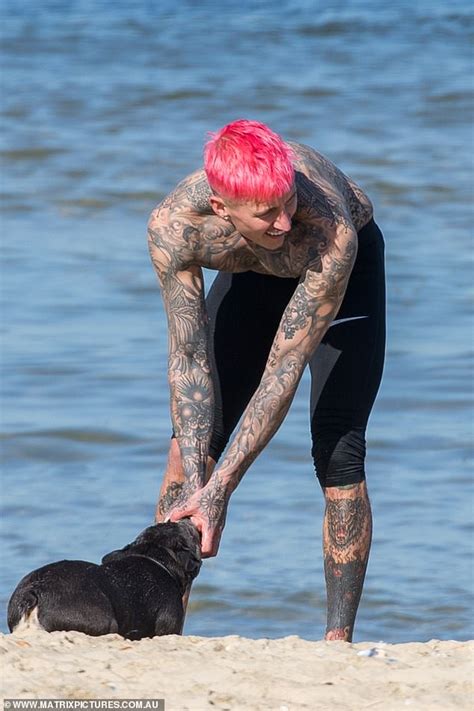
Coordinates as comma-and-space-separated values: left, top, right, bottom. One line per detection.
11, 605, 45, 632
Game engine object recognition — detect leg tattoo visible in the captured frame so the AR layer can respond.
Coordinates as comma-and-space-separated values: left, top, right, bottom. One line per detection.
323, 482, 372, 641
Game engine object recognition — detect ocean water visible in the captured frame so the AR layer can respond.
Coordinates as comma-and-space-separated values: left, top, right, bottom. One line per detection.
1, 0, 473, 643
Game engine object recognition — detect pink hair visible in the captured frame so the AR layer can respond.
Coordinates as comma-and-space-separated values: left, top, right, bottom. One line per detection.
204, 119, 295, 203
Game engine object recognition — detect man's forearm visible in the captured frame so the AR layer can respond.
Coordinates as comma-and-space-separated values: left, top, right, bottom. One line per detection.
169, 355, 214, 489
216, 346, 307, 491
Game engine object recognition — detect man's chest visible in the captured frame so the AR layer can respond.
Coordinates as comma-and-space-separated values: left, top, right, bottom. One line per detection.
195, 221, 326, 278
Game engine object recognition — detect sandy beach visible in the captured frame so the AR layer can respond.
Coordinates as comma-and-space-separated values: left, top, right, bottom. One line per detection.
1, 630, 472, 710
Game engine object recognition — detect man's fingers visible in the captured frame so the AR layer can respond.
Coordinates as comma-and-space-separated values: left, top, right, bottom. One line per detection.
168, 507, 191, 523
167, 510, 204, 542
163, 499, 223, 558
200, 527, 219, 558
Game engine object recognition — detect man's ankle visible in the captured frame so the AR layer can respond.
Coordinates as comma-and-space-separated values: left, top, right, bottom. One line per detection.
325, 626, 352, 642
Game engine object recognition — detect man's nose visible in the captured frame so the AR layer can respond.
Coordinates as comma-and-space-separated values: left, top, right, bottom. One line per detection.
273, 209, 292, 232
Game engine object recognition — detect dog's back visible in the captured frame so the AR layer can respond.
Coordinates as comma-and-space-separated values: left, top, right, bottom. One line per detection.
8, 560, 119, 636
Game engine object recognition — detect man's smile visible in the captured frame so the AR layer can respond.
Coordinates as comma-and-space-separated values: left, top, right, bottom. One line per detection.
265, 229, 288, 237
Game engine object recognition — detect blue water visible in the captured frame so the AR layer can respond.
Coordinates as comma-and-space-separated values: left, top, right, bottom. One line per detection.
1, 0, 473, 643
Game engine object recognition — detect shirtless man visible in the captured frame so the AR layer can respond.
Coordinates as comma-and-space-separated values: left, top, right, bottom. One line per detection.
147, 119, 385, 641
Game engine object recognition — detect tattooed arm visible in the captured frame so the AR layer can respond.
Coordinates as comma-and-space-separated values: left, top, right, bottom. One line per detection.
148, 210, 213, 497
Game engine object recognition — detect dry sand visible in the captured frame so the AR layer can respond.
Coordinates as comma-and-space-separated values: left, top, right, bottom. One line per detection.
1, 630, 472, 710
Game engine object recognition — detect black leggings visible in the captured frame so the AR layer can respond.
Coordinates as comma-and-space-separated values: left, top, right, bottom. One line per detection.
204, 219, 385, 488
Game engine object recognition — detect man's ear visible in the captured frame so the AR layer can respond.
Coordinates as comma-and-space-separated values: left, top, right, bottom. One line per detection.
209, 194, 229, 220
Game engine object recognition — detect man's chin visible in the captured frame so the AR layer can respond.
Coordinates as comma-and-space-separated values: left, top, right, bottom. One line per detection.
262, 233, 286, 250
243, 231, 286, 250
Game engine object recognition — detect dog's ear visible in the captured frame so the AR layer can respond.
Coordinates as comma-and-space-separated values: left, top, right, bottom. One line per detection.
101, 547, 130, 565
101, 535, 140, 565
171, 520, 202, 581
174, 548, 202, 581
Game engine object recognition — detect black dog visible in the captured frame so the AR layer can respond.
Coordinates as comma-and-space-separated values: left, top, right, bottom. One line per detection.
8, 520, 201, 640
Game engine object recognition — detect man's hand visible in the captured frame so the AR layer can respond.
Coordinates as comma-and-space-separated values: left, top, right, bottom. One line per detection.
167, 473, 230, 558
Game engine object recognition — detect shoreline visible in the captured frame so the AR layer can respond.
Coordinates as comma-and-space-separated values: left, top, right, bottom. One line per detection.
1, 631, 473, 710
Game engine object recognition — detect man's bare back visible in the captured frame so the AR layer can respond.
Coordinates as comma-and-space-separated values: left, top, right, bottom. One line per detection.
148, 142, 373, 281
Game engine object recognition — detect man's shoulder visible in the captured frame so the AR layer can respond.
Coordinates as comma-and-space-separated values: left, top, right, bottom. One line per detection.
288, 141, 337, 177
181, 169, 213, 213
155, 169, 212, 218
287, 140, 318, 157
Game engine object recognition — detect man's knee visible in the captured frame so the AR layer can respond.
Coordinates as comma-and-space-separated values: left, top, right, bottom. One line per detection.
312, 427, 366, 489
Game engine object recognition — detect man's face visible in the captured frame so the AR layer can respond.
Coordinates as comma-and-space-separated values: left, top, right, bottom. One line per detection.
213, 186, 297, 251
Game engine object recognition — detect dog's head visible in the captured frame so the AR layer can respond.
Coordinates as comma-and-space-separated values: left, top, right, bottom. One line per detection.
102, 520, 202, 591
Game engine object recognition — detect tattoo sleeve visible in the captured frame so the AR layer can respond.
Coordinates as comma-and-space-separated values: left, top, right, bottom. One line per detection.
148, 212, 213, 490
218, 227, 358, 489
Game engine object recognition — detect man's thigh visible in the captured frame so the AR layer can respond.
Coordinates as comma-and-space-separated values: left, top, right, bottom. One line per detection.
309, 220, 386, 487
